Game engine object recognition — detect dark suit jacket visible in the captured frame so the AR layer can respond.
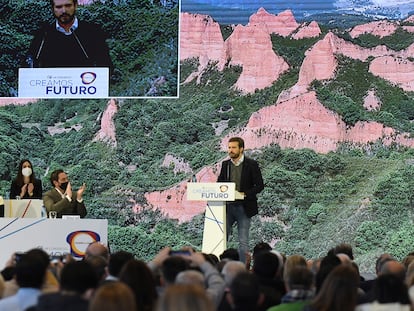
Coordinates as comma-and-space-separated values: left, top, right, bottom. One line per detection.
10, 178, 43, 199
43, 188, 87, 218
217, 156, 264, 217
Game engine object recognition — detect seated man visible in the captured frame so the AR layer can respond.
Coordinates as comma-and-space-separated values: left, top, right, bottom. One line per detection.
43, 169, 86, 218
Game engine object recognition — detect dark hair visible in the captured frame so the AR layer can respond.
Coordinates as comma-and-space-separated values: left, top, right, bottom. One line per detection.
108, 251, 134, 277
16, 249, 49, 288
252, 242, 272, 259
120, 259, 158, 311
333, 243, 354, 260
50, 169, 65, 186
230, 271, 260, 310
220, 248, 240, 261
228, 137, 245, 149
15, 159, 36, 187
161, 256, 189, 285
50, 0, 78, 7
373, 274, 410, 304
252, 251, 279, 279
60, 261, 99, 294
315, 253, 341, 293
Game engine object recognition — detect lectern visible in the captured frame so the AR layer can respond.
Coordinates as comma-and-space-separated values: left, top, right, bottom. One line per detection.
186, 182, 235, 257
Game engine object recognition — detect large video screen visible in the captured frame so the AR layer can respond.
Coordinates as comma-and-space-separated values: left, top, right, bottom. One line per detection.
0, 0, 179, 98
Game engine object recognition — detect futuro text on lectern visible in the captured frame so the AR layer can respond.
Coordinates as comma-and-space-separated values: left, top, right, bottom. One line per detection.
186, 182, 235, 257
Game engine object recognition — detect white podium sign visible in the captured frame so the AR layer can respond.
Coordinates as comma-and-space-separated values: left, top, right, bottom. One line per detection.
0, 218, 108, 267
186, 182, 235, 201
187, 182, 235, 257
3, 199, 43, 218
18, 67, 109, 98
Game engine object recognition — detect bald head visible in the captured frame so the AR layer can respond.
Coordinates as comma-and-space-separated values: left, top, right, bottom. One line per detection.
379, 260, 406, 281
85, 242, 109, 260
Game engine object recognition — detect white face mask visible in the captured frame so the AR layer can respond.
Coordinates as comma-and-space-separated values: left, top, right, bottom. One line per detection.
22, 167, 32, 177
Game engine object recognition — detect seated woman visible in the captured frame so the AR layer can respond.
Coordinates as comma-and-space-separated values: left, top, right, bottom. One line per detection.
10, 159, 42, 199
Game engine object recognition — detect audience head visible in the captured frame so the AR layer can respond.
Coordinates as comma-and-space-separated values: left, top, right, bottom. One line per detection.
373, 274, 410, 305
283, 254, 307, 282
332, 243, 354, 260
119, 259, 158, 311
156, 284, 215, 311
107, 250, 134, 279
60, 260, 99, 297
89, 281, 137, 311
84, 241, 109, 261
228, 271, 262, 311
252, 242, 272, 259
15, 248, 49, 288
310, 264, 359, 311
220, 248, 240, 261
175, 269, 205, 287
84, 255, 108, 283
285, 266, 314, 291
379, 259, 406, 281
252, 251, 280, 279
222, 260, 246, 286
375, 253, 394, 275
160, 255, 190, 286
315, 253, 341, 293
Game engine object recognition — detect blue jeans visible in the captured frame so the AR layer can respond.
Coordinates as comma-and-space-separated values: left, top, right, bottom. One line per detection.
226, 202, 251, 264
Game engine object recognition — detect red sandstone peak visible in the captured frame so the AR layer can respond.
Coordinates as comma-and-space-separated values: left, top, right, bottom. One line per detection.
224, 23, 289, 93
292, 21, 321, 39
248, 8, 299, 37
180, 12, 225, 63
349, 20, 399, 38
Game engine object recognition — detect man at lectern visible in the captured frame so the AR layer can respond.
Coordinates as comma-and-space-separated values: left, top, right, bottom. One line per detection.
217, 137, 264, 264
27, 0, 113, 70
43, 169, 87, 218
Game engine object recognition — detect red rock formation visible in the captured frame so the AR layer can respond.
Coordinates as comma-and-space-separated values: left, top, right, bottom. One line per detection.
369, 56, 414, 91
248, 8, 300, 37
180, 13, 225, 63
93, 99, 118, 147
221, 91, 414, 154
402, 26, 414, 33
140, 165, 220, 221
225, 23, 289, 93
349, 20, 399, 38
297, 33, 338, 87
292, 21, 321, 39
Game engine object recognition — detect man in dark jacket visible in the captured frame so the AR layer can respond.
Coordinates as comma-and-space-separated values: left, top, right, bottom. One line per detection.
27, 0, 112, 70
217, 137, 264, 264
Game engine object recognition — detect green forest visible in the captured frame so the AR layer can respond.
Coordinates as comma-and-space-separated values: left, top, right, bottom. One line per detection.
0, 0, 179, 97
1, 5, 414, 272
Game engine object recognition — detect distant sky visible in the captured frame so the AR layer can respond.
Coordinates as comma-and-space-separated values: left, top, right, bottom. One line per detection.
181, 0, 414, 24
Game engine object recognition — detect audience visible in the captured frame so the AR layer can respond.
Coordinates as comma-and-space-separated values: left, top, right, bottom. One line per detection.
303, 264, 360, 311
88, 281, 136, 311
31, 260, 98, 311
155, 284, 215, 311
0, 249, 49, 311
4, 242, 414, 311
119, 259, 158, 311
